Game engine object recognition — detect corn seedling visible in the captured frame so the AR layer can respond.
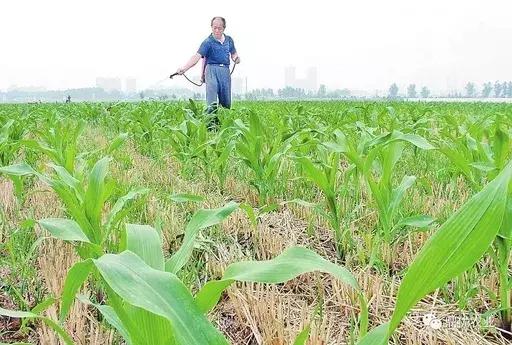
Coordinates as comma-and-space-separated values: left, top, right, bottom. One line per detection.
358, 159, 512, 344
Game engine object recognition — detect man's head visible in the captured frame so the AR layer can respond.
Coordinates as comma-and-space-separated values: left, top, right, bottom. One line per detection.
211, 17, 226, 40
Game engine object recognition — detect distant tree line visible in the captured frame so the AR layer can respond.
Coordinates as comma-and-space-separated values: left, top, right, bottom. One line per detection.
1, 87, 133, 103
2, 85, 352, 103
245, 85, 351, 100
464, 81, 512, 98
388, 83, 430, 99
388, 81, 512, 99
0, 87, 197, 103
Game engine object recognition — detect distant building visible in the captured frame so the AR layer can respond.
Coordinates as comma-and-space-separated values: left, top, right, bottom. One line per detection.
284, 66, 317, 91
125, 78, 137, 93
96, 77, 122, 92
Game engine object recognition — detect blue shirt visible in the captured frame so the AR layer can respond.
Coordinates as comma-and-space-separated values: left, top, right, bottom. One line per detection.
197, 34, 236, 66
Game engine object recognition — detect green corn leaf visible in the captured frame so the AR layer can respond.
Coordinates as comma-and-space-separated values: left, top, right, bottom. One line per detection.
105, 187, 150, 232
284, 198, 320, 209
0, 119, 14, 142
387, 160, 512, 335
214, 141, 235, 169
49, 163, 82, 196
389, 132, 435, 150
60, 259, 94, 321
379, 142, 404, 187
394, 215, 435, 229
169, 193, 205, 203
84, 156, 110, 242
38, 218, 91, 243
123, 306, 174, 345
76, 294, 132, 344
166, 202, 238, 274
296, 156, 332, 197
0, 307, 75, 345
94, 251, 229, 345
293, 324, 311, 345
195, 246, 362, 314
126, 224, 164, 270
493, 128, 509, 170
21, 139, 60, 162
389, 175, 416, 217
469, 162, 496, 173
0, 163, 37, 176
439, 146, 474, 182
30, 297, 56, 316
465, 133, 479, 152
323, 129, 350, 153
498, 196, 512, 239
49, 180, 96, 243
107, 132, 129, 154
323, 140, 349, 154
239, 203, 257, 226
357, 323, 389, 345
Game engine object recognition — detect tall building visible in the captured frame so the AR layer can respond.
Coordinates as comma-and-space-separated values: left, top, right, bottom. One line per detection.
284, 66, 317, 91
125, 78, 137, 93
96, 77, 122, 92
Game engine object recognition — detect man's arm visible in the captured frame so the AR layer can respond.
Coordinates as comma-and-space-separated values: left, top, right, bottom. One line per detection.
229, 37, 240, 64
231, 52, 240, 64
177, 53, 202, 74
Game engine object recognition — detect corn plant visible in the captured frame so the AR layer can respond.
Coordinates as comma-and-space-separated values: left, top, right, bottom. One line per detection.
437, 116, 512, 333
475, 121, 512, 335
107, 102, 172, 150
358, 159, 512, 344
64, 209, 368, 344
171, 126, 237, 188
1, 200, 370, 344
295, 148, 347, 253
0, 119, 26, 166
0, 220, 45, 311
323, 128, 435, 264
0, 157, 149, 259
21, 118, 85, 174
234, 111, 296, 205
167, 112, 211, 175
201, 129, 236, 189
433, 112, 505, 187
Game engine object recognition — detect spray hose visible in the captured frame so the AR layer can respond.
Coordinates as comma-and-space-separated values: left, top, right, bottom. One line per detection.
169, 63, 237, 87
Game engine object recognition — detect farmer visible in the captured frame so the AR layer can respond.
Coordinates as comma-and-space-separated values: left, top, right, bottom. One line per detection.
176, 16, 240, 114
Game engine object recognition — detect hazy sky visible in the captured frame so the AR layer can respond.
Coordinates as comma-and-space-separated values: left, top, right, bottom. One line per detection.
2, 0, 511, 92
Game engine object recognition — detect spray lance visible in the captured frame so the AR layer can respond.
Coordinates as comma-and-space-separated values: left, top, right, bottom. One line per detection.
169, 62, 237, 87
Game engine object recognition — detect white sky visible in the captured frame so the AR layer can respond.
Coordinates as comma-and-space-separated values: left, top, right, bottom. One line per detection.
2, 0, 511, 92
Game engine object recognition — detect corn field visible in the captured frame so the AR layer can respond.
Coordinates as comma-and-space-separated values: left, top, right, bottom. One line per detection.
0, 100, 511, 344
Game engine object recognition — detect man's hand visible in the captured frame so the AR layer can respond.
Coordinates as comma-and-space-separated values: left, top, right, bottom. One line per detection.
176, 67, 186, 75
234, 56, 241, 64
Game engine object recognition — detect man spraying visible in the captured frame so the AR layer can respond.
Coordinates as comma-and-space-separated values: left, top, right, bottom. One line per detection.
176, 16, 240, 116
